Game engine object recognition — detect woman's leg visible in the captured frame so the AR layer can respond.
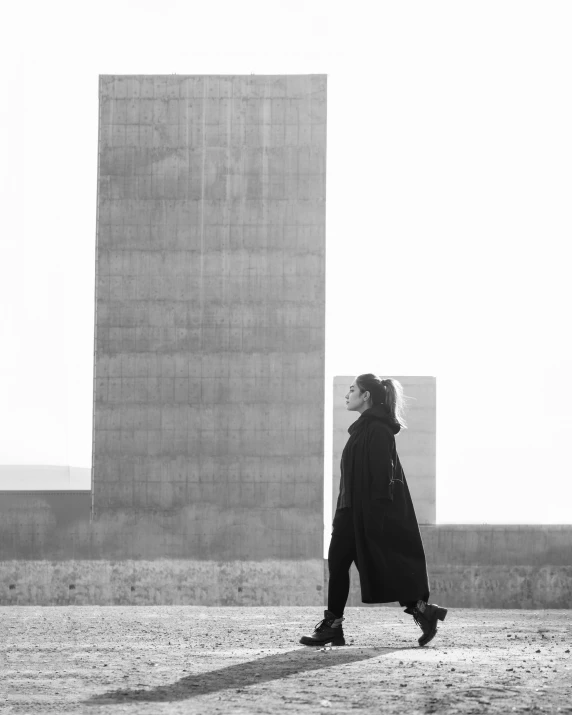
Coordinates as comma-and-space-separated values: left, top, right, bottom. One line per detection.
327, 508, 357, 618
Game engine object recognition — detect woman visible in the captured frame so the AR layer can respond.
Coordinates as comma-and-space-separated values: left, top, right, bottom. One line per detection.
300, 374, 447, 647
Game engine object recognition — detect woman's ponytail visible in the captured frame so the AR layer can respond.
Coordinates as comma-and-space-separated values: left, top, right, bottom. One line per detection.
355, 374, 410, 429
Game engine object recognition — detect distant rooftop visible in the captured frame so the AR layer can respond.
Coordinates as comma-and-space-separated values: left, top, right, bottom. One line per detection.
0, 466, 91, 491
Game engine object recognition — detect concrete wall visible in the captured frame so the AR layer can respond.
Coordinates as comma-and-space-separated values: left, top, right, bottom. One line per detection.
94, 75, 327, 559
2, 497, 571, 606
332, 376, 436, 525
0, 559, 324, 607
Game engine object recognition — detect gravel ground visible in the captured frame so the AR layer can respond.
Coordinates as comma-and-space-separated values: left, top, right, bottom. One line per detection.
1, 606, 571, 714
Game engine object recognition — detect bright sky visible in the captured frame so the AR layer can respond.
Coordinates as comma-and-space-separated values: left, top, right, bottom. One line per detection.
1, 1, 571, 524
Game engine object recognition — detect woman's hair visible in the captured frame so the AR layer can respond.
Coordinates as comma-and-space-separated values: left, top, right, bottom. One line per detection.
355, 374, 411, 429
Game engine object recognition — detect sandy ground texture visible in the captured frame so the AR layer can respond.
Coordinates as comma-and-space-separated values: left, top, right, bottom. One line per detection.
1, 606, 571, 714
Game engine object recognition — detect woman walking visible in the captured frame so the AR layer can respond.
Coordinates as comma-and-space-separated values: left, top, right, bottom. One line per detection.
300, 374, 447, 647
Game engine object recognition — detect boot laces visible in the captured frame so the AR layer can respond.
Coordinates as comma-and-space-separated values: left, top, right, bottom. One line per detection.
412, 607, 434, 632
315, 615, 340, 631
412, 608, 438, 637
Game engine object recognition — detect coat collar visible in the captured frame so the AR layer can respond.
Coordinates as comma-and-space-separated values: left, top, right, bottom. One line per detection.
348, 403, 401, 435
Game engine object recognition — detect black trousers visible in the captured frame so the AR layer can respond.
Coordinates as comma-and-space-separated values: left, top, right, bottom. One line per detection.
327, 507, 419, 617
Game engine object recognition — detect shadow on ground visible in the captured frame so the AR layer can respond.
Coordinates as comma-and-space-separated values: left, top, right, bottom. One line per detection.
82, 645, 418, 705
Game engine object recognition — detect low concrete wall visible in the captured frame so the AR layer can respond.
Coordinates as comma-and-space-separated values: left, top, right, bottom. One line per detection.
3, 556, 571, 608
0, 559, 324, 607
1, 494, 571, 607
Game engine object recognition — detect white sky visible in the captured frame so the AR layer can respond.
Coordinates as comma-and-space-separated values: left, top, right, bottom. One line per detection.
1, 1, 571, 524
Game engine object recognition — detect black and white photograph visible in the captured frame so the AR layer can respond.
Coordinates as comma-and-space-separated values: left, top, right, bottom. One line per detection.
1, 1, 571, 712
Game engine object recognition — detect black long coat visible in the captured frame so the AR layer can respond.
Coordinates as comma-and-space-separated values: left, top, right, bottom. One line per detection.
335, 404, 430, 605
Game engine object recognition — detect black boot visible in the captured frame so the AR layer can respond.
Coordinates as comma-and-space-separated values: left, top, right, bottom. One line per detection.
404, 600, 448, 646
299, 610, 346, 646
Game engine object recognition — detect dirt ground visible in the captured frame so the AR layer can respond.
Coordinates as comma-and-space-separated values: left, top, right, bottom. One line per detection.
1, 606, 571, 714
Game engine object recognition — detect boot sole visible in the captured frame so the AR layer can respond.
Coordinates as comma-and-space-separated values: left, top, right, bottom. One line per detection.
300, 634, 346, 646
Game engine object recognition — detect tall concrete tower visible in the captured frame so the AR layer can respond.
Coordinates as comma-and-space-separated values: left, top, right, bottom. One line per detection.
93, 75, 327, 568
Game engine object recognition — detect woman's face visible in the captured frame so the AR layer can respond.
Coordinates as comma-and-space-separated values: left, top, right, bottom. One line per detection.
345, 379, 370, 412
